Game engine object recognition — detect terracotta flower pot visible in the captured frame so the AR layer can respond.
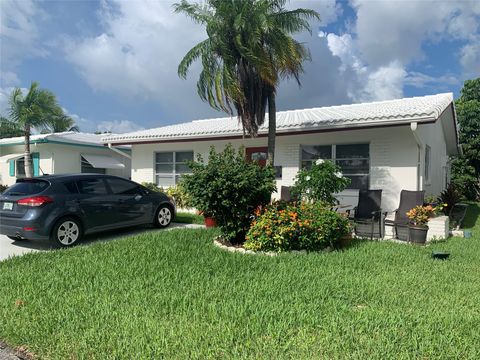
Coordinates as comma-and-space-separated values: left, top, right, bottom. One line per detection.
408, 224, 428, 244
204, 216, 217, 228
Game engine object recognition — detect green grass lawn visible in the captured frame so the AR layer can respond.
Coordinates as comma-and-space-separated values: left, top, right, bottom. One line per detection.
174, 211, 204, 225
1, 205, 479, 359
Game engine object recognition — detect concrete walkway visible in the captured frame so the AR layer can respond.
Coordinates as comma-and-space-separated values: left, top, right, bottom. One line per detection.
0, 223, 205, 262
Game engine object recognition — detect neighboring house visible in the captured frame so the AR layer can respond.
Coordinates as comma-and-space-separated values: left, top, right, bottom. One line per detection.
0, 132, 131, 186
102, 93, 460, 211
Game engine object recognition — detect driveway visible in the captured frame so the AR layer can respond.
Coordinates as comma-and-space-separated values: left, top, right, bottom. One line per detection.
0, 223, 205, 262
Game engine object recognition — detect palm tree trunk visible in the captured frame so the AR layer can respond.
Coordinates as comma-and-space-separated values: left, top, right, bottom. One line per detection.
24, 124, 32, 178
267, 91, 276, 166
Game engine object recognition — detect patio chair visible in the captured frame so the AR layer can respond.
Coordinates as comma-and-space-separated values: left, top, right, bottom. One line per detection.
385, 190, 425, 241
348, 189, 384, 240
280, 186, 294, 202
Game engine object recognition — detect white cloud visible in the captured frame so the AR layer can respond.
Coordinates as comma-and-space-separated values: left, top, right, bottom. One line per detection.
318, 0, 480, 102
0, 0, 48, 86
404, 72, 459, 89
460, 41, 480, 78
97, 120, 144, 134
62, 0, 217, 121
350, 0, 480, 75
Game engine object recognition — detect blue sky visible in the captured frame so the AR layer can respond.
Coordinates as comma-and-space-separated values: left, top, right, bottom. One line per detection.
1, 0, 479, 133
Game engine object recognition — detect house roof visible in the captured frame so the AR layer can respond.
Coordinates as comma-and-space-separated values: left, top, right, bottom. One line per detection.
102, 93, 455, 145
0, 132, 130, 150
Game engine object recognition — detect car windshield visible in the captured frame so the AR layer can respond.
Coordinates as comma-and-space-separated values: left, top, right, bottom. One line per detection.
3, 179, 50, 196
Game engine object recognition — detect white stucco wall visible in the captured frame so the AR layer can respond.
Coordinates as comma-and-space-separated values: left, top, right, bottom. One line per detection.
0, 143, 131, 186
130, 125, 424, 211
416, 111, 451, 197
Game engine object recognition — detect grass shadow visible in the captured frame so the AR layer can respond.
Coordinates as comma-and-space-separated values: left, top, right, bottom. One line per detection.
462, 202, 480, 229
337, 237, 372, 251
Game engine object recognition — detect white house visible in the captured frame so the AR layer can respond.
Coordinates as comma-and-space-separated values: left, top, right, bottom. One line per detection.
0, 132, 131, 186
102, 93, 460, 211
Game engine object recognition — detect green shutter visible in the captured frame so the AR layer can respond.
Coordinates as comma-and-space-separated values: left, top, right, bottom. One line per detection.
9, 160, 15, 176
32, 152, 40, 177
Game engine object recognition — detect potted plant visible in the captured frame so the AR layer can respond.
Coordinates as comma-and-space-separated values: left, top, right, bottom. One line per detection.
199, 211, 217, 228
406, 204, 444, 244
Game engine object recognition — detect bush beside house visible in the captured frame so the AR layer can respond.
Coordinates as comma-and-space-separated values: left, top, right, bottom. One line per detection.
245, 201, 351, 252
181, 144, 276, 244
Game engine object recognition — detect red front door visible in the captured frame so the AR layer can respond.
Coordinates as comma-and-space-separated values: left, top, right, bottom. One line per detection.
246, 147, 268, 167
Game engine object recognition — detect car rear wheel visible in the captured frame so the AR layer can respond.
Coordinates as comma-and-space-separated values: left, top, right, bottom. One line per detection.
154, 205, 173, 228
51, 217, 82, 247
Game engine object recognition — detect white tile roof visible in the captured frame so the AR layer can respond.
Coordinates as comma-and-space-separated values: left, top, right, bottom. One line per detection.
102, 93, 454, 144
0, 131, 130, 148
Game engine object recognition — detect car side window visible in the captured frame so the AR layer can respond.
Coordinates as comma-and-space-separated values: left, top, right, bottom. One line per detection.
106, 178, 140, 195
76, 178, 108, 195
62, 181, 79, 194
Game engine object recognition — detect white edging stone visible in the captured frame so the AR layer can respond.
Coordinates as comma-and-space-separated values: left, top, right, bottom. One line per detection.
213, 238, 309, 256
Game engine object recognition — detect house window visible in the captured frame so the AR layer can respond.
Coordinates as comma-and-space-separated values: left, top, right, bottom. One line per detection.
81, 156, 106, 174
425, 145, 431, 182
155, 151, 194, 187
16, 157, 26, 177
300, 144, 370, 190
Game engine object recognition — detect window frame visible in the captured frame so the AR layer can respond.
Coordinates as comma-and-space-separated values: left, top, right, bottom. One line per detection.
424, 145, 431, 184
80, 155, 106, 175
154, 150, 194, 187
15, 157, 26, 177
76, 178, 109, 195
300, 143, 370, 190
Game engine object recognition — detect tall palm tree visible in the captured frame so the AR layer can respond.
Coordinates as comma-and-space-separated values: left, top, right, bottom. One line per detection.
8, 82, 59, 177
41, 111, 80, 133
0, 116, 23, 138
175, 0, 318, 164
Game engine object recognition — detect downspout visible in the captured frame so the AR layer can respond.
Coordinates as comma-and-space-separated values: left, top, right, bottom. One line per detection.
410, 122, 423, 191
108, 144, 131, 159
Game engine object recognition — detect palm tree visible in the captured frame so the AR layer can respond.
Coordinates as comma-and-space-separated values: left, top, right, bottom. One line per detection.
8, 82, 59, 177
175, 0, 318, 164
0, 116, 23, 138
41, 111, 79, 133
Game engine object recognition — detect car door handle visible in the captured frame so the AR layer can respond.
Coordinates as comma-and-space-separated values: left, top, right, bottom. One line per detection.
134, 195, 142, 201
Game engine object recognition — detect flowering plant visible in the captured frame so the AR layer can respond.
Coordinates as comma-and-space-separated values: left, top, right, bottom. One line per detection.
291, 159, 350, 205
406, 204, 446, 226
244, 201, 351, 252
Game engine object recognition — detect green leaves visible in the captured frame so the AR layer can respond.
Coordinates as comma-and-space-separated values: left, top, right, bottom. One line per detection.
181, 144, 276, 243
291, 160, 350, 205
175, 0, 319, 137
245, 201, 351, 252
452, 78, 480, 200
5, 81, 78, 134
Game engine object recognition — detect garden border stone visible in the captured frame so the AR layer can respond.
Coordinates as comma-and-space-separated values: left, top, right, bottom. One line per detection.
213, 237, 309, 256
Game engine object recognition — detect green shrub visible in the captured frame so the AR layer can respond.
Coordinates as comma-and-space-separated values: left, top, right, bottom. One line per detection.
291, 159, 350, 205
141, 182, 164, 193
0, 184, 7, 193
245, 202, 351, 252
166, 184, 191, 209
181, 144, 276, 243
438, 183, 463, 215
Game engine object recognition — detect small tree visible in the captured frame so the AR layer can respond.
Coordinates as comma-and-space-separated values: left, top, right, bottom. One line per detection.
291, 159, 350, 205
451, 78, 480, 200
181, 144, 276, 243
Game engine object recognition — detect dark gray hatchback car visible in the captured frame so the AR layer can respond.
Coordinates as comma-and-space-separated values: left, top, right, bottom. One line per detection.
0, 174, 176, 247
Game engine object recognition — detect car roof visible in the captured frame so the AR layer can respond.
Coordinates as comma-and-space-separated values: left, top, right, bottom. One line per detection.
32, 173, 120, 182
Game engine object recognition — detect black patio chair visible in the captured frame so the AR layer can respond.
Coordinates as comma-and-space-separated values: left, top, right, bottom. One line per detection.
348, 190, 384, 240
280, 186, 294, 202
385, 190, 425, 241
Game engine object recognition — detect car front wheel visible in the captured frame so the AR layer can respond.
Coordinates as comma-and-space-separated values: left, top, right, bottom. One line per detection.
51, 217, 82, 247
154, 205, 173, 228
